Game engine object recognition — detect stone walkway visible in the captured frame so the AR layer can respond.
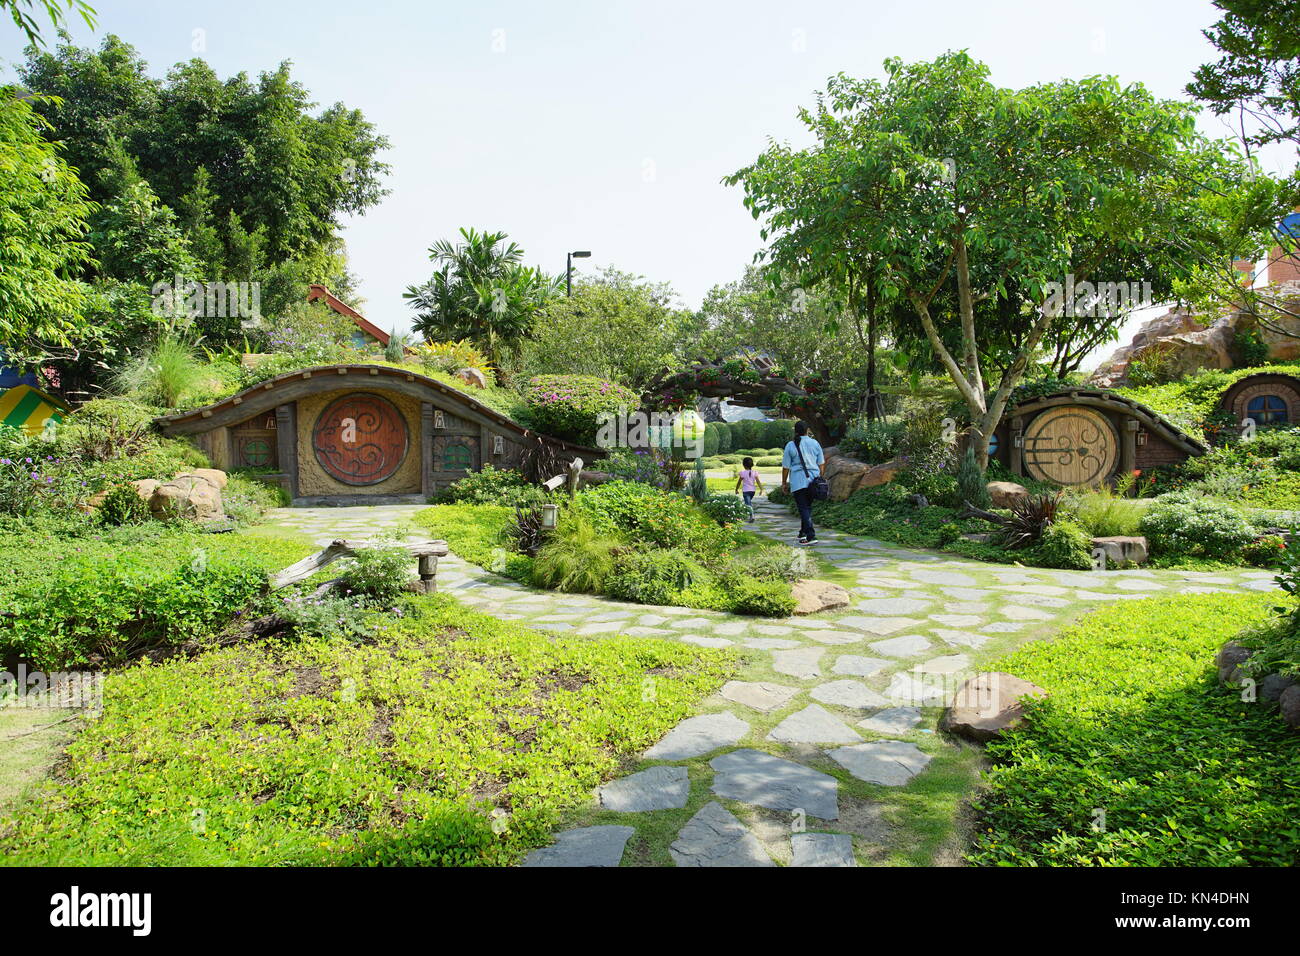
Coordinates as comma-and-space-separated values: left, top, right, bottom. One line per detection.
263, 499, 1278, 867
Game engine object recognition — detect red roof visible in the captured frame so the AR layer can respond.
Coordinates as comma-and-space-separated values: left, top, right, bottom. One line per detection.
308, 284, 390, 346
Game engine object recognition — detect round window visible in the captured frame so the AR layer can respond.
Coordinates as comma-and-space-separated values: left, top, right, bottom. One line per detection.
1246, 394, 1288, 425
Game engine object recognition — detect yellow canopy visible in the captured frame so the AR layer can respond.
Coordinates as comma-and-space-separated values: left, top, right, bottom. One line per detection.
0, 385, 69, 438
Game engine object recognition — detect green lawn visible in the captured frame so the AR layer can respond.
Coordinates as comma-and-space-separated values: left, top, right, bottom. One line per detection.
0, 596, 733, 866
967, 592, 1300, 866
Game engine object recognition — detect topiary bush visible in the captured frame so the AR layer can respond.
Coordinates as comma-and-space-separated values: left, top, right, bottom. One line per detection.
1140, 492, 1257, 559
98, 482, 151, 526
524, 375, 639, 445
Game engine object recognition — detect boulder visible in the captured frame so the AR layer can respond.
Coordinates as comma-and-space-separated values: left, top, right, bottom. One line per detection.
1260, 672, 1298, 704
455, 367, 488, 389
822, 455, 871, 501
791, 579, 851, 615
1091, 535, 1149, 566
986, 481, 1028, 508
149, 474, 225, 523
1279, 684, 1300, 731
1215, 640, 1255, 684
940, 671, 1048, 742
131, 478, 160, 501
189, 468, 228, 490
858, 458, 903, 491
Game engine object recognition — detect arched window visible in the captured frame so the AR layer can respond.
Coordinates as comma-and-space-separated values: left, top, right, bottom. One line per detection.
1246, 394, 1288, 425
987, 433, 1000, 457
442, 443, 473, 471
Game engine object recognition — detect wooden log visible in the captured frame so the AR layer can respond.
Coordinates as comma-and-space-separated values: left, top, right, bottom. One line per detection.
267, 539, 448, 591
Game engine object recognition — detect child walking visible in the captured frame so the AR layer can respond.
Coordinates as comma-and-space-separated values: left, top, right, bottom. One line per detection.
734, 457, 764, 521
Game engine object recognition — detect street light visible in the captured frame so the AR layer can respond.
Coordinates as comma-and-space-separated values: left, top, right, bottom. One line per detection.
566, 250, 591, 296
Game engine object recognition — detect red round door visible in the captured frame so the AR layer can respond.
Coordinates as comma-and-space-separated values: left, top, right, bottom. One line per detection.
312, 393, 409, 485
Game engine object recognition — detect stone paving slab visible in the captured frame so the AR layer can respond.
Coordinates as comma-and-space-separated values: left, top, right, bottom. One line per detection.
710, 749, 839, 819
791, 832, 857, 867
721, 680, 801, 713
670, 802, 774, 867
829, 740, 933, 786
598, 766, 690, 812
768, 704, 863, 744
522, 825, 635, 867
644, 712, 750, 760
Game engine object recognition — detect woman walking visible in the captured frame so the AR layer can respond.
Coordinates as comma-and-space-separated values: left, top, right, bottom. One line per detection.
781, 421, 824, 544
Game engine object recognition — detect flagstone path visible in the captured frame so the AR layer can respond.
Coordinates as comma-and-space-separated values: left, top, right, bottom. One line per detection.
263, 499, 1279, 867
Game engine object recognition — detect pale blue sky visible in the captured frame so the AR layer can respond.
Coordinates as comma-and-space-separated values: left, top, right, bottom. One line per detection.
2, 0, 1290, 343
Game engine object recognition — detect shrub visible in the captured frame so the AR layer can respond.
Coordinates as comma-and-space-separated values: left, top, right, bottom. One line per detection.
524, 375, 639, 444
1063, 486, 1152, 537
574, 481, 737, 557
608, 548, 711, 605
2, 557, 268, 669
428, 464, 545, 508
222, 472, 286, 523
1032, 518, 1092, 570
409, 339, 495, 382
113, 335, 210, 409
687, 457, 709, 503
724, 575, 796, 616
702, 422, 722, 458
1243, 533, 1288, 568
504, 504, 549, 557
98, 482, 151, 526
956, 445, 991, 509
1140, 492, 1256, 558
343, 539, 413, 603
276, 592, 386, 643
841, 419, 904, 463
53, 398, 157, 462
732, 419, 765, 449
530, 515, 623, 593
895, 468, 961, 508
762, 418, 794, 449
701, 493, 750, 526
714, 421, 733, 455
737, 546, 806, 582
1235, 327, 1270, 367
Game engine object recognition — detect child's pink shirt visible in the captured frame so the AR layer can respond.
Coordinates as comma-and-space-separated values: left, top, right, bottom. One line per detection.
738, 469, 758, 492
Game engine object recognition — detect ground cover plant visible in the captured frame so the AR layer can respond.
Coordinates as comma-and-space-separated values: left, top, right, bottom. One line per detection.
0, 598, 733, 866
967, 592, 1299, 866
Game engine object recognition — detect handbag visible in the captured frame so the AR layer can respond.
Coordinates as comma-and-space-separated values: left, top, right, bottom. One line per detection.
794, 437, 830, 501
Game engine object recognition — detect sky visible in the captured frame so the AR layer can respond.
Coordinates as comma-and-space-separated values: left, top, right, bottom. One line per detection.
2, 0, 1295, 364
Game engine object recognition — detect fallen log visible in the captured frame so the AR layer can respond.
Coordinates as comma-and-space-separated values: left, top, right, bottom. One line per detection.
267, 539, 449, 592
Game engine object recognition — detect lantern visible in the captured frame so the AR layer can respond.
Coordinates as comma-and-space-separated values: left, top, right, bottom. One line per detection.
541, 503, 559, 529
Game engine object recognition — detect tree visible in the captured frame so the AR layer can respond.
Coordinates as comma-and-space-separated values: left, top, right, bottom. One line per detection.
519, 266, 698, 389
1, 0, 94, 49
0, 90, 94, 356
730, 53, 1249, 467
1188, 0, 1300, 152
403, 227, 559, 370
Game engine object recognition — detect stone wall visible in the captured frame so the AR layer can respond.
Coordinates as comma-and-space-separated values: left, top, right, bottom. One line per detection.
294, 388, 423, 496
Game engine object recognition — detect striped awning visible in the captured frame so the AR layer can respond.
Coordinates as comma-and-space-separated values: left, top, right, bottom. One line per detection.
0, 385, 68, 437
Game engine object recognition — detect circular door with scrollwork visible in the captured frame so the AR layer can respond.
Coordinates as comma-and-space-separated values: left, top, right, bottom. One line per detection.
1023, 406, 1117, 486
312, 393, 409, 486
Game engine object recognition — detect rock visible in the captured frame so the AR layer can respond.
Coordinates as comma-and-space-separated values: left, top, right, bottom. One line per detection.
940, 671, 1048, 742
1091, 535, 1149, 565
643, 711, 749, 760
1215, 640, 1255, 684
670, 802, 774, 867
720, 680, 799, 713
130, 478, 160, 501
907, 493, 929, 509
521, 825, 634, 867
189, 467, 228, 489
149, 474, 225, 523
823, 454, 904, 501
1279, 684, 1300, 731
857, 458, 904, 493
710, 748, 839, 819
791, 832, 856, 867
829, 740, 932, 786
771, 647, 825, 679
1260, 672, 1298, 703
791, 579, 851, 615
986, 481, 1028, 508
597, 766, 689, 812
767, 704, 862, 744
858, 706, 923, 735
455, 367, 488, 389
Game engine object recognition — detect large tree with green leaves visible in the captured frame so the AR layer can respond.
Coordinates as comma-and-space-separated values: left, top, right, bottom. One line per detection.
404, 227, 559, 372
730, 53, 1251, 466
0, 90, 94, 355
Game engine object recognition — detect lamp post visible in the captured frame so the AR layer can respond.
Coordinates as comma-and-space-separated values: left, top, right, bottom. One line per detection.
566, 250, 591, 296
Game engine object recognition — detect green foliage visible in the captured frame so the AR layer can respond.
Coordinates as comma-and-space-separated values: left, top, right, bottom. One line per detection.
97, 482, 150, 526
1140, 491, 1257, 559
524, 374, 639, 445
428, 464, 545, 508
222, 472, 286, 523
701, 493, 750, 526
968, 593, 1298, 866
1235, 327, 1270, 367
1116, 363, 1300, 442
113, 334, 209, 409
2, 557, 268, 670
1125, 343, 1183, 387
608, 548, 711, 605
342, 539, 412, 604
1033, 519, 1092, 570
1063, 487, 1151, 537
413, 504, 532, 582
687, 458, 709, 504
0, 598, 733, 866
841, 419, 904, 463
530, 515, 623, 594
409, 339, 495, 384
713, 421, 733, 455
956, 445, 991, 508
573, 481, 739, 557
0, 90, 93, 350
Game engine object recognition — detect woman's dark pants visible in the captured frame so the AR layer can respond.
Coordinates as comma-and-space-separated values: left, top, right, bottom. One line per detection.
792, 487, 816, 541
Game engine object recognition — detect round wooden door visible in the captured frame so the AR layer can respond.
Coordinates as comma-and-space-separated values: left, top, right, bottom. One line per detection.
1023, 406, 1117, 486
312, 393, 409, 486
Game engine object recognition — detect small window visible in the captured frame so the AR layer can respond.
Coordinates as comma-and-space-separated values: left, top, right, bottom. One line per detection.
1246, 394, 1288, 425
987, 433, 999, 457
443, 443, 473, 471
